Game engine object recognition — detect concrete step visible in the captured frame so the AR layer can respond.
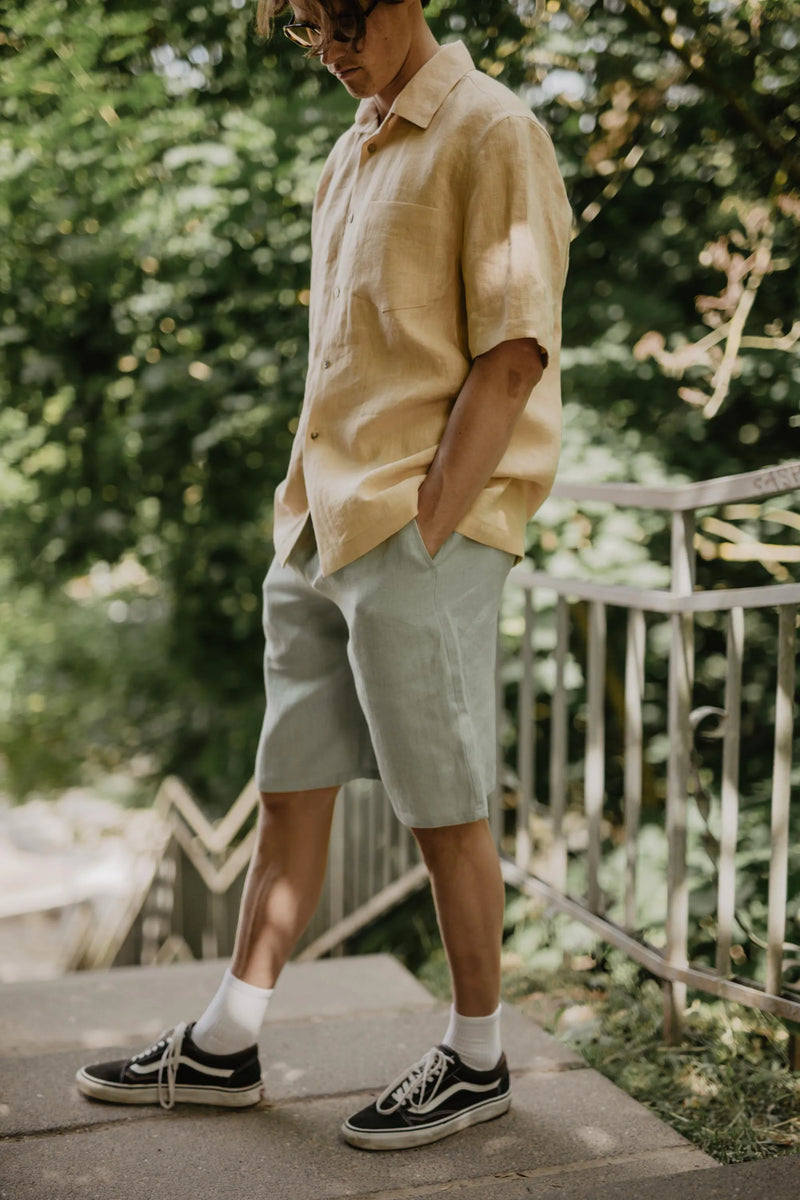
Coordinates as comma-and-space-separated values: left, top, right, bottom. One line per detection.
0, 1080, 712, 1200
0, 955, 437, 1057
0, 954, 756, 1200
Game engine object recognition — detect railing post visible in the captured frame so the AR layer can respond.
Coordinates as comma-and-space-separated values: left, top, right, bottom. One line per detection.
328, 788, 346, 956
491, 629, 504, 846
586, 600, 607, 913
366, 785, 376, 903
716, 607, 743, 975
348, 782, 362, 915
516, 588, 535, 869
664, 509, 695, 1043
624, 608, 646, 932
766, 605, 797, 997
549, 596, 569, 891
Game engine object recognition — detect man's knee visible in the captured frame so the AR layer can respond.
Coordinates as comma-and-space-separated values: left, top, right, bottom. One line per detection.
258, 786, 339, 816
259, 789, 293, 811
412, 817, 493, 864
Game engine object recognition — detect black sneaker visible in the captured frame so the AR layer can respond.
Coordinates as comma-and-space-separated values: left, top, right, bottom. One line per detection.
75, 1022, 264, 1110
342, 1044, 511, 1150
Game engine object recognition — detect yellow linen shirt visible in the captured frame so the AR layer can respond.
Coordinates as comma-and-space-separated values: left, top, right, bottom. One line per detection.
272, 41, 572, 577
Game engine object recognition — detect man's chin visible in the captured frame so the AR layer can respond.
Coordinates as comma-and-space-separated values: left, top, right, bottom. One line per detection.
336, 68, 372, 96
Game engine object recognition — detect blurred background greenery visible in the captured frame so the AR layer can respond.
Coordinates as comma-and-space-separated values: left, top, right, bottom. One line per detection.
1, 0, 798, 811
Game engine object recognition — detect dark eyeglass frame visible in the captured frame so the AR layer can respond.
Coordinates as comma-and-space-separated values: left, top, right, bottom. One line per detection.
283, 0, 381, 52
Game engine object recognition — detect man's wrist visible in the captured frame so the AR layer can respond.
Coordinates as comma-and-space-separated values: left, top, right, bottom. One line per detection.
416, 480, 452, 557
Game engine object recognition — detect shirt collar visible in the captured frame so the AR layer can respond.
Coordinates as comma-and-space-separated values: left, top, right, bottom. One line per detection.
354, 41, 474, 133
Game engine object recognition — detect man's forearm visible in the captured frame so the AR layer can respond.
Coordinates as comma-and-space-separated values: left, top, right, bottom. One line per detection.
416, 337, 544, 557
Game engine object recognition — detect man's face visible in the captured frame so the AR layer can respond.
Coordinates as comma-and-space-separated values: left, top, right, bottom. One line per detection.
289, 0, 417, 103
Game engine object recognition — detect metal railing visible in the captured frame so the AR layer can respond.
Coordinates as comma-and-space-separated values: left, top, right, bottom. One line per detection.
493, 461, 800, 1039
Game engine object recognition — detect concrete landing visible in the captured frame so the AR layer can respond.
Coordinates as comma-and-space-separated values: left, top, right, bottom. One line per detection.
0, 955, 790, 1200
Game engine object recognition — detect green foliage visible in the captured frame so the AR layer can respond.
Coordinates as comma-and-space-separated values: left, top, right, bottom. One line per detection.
0, 0, 350, 802
1, 0, 798, 806
537, 0, 799, 478
514, 942, 800, 1164
0, 560, 170, 798
568, 979, 800, 1163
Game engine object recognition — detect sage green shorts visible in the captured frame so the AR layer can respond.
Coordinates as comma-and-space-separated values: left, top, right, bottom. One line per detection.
254, 518, 513, 827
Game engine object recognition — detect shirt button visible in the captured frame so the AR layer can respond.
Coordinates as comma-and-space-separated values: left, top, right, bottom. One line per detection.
333, 287, 340, 298
348, 212, 354, 223
367, 143, 376, 155
322, 360, 331, 369
309, 431, 320, 440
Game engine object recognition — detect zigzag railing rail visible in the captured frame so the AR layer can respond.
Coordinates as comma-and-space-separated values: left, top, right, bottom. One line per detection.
100, 774, 427, 970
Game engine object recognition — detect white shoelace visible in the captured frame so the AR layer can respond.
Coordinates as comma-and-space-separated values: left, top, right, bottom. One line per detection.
375, 1047, 454, 1115
128, 1022, 188, 1111
156, 1021, 187, 1110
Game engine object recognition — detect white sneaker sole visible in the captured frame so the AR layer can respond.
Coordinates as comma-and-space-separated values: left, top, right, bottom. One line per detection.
341, 1091, 511, 1150
75, 1068, 263, 1108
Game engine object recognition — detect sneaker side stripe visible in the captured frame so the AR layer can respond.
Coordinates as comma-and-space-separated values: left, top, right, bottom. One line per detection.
345, 1089, 506, 1132
417, 1091, 510, 1128
128, 1057, 235, 1079
415, 1079, 500, 1114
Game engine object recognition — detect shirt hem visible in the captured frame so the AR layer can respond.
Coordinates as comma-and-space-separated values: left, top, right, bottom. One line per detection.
315, 507, 527, 577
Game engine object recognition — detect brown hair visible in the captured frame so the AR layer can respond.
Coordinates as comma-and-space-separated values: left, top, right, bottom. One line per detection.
255, 0, 430, 42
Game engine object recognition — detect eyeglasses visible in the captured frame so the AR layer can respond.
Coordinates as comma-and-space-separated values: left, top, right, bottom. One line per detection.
283, 0, 381, 52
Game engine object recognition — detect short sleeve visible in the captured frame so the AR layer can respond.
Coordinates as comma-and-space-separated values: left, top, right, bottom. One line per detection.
462, 115, 572, 364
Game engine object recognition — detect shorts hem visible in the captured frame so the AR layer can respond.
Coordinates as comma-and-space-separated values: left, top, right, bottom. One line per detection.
395, 805, 490, 829
255, 767, 382, 793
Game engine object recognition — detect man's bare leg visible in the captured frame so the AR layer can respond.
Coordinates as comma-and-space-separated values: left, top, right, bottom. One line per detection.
412, 817, 504, 1016
187, 785, 339, 1055
230, 786, 339, 989
190, 787, 340, 1060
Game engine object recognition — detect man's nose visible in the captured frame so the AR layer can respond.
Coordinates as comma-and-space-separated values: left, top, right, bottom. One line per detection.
320, 39, 345, 67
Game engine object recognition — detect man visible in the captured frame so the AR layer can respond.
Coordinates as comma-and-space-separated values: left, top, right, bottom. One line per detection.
76, 0, 571, 1150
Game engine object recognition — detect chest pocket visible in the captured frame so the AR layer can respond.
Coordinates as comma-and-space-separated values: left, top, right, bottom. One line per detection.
350, 201, 452, 312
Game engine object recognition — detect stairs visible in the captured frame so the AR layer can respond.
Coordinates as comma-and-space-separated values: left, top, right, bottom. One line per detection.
1, 956, 797, 1199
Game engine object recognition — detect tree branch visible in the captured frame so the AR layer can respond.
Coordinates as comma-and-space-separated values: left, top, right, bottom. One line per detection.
626, 0, 800, 185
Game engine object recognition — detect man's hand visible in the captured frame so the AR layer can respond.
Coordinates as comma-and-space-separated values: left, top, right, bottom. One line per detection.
415, 337, 545, 557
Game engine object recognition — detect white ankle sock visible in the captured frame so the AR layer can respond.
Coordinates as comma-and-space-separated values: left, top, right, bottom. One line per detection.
442, 1002, 502, 1072
191, 968, 273, 1056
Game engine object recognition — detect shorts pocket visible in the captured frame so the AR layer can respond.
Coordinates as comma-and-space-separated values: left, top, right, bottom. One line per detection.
410, 518, 459, 566
411, 517, 437, 565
